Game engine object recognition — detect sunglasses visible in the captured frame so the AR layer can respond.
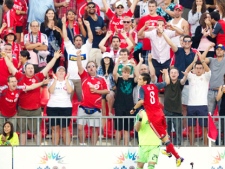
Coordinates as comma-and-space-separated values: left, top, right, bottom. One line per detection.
116, 6, 124, 9
183, 40, 192, 43
87, 65, 96, 68
88, 6, 95, 9
123, 21, 131, 23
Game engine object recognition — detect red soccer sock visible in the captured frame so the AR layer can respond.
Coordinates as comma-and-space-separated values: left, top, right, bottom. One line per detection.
166, 142, 180, 159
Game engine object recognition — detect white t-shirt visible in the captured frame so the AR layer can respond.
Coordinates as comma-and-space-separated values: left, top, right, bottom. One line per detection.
187, 71, 211, 106
47, 80, 74, 107
64, 39, 92, 80
145, 29, 175, 63
138, 1, 149, 18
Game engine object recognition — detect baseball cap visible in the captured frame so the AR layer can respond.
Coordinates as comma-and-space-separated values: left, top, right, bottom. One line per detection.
115, 1, 124, 8
102, 52, 112, 58
87, 2, 96, 7
56, 66, 66, 72
216, 44, 225, 50
174, 4, 183, 11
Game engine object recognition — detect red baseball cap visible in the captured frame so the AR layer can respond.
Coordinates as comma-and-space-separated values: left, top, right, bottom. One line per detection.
174, 4, 183, 11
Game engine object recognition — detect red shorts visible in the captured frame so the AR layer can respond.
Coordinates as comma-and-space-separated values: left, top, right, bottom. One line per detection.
149, 115, 167, 139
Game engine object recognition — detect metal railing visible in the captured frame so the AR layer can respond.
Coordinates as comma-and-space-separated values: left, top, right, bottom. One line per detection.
1, 116, 224, 146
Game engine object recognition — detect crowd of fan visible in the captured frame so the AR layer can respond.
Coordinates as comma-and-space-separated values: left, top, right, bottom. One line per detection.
0, 0, 225, 146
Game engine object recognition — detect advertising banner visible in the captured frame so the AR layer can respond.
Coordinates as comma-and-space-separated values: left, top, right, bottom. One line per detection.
0, 147, 12, 169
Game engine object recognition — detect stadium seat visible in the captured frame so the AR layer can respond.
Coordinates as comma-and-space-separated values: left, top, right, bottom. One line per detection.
40, 86, 49, 108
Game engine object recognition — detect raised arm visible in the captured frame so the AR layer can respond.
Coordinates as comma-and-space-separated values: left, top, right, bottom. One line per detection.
99, 31, 112, 52
180, 71, 188, 85
25, 79, 49, 91
48, 74, 57, 94
160, 68, 170, 85
185, 54, 198, 73
200, 43, 214, 64
102, 0, 109, 13
198, 52, 210, 72
41, 50, 62, 76
161, 31, 178, 52
65, 73, 73, 94
148, 53, 157, 83
137, 21, 149, 39
113, 57, 121, 83
130, 0, 139, 13
61, 14, 69, 42
3, 53, 18, 75
76, 50, 84, 74
83, 19, 93, 44
121, 30, 134, 52
216, 85, 225, 101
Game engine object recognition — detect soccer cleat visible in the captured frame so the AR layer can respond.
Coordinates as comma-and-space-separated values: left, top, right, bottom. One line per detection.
176, 157, 184, 167
161, 149, 172, 158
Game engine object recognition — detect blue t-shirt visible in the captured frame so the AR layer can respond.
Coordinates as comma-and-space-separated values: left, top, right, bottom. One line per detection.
174, 48, 195, 84
180, 0, 194, 9
85, 15, 105, 48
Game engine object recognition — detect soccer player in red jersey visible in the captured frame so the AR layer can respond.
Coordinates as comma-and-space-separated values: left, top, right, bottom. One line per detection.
76, 49, 109, 145
130, 71, 184, 167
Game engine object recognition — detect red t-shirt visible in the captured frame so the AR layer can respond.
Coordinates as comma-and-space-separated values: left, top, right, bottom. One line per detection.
0, 85, 25, 117
78, 2, 101, 18
15, 71, 45, 110
136, 15, 165, 50
106, 9, 133, 33
79, 70, 108, 109
3, 9, 17, 30
0, 58, 18, 86
13, 0, 28, 26
12, 42, 21, 61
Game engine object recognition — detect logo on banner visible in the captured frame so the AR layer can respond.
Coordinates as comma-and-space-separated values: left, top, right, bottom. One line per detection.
113, 148, 137, 169
211, 149, 225, 169
36, 151, 67, 169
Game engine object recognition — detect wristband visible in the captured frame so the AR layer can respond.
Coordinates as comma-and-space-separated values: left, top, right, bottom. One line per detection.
132, 107, 136, 111
139, 118, 142, 122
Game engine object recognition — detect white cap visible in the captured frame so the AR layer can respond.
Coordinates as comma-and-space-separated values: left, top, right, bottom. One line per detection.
56, 66, 66, 72
102, 52, 112, 58
115, 1, 124, 8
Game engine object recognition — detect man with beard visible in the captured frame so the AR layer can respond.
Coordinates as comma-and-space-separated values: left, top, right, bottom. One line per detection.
62, 14, 93, 102
84, 1, 106, 66
99, 31, 133, 62
169, 4, 189, 47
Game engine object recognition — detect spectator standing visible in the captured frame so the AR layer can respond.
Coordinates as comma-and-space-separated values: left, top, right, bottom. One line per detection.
76, 50, 109, 145
137, 0, 165, 65
40, 8, 63, 73
192, 13, 215, 57
185, 54, 211, 146
188, 0, 207, 37
62, 14, 93, 102
2, 0, 16, 31
110, 0, 133, 12
17, 50, 31, 73
84, 2, 106, 66
201, 44, 225, 116
0, 44, 18, 86
102, 0, 138, 33
215, 0, 225, 20
0, 121, 19, 146
135, 110, 161, 169
47, 66, 74, 145
156, 0, 175, 22
113, 62, 138, 146
54, 0, 76, 19
4, 50, 62, 145
137, 0, 150, 18
28, 0, 55, 24
12, 0, 28, 43
169, 4, 190, 47
4, 30, 21, 60
164, 67, 188, 146
78, 0, 101, 19
24, 21, 49, 73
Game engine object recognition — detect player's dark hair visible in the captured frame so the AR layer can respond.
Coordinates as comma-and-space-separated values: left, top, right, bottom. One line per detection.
148, 0, 157, 6
4, 0, 14, 9
169, 67, 179, 73
25, 63, 34, 69
210, 11, 220, 21
119, 48, 130, 55
3, 121, 14, 140
101, 58, 114, 74
183, 35, 192, 41
141, 73, 151, 84
20, 50, 31, 60
86, 61, 98, 69
194, 60, 203, 67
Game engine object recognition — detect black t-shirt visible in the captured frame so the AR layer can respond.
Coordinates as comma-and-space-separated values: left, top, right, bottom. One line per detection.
164, 79, 184, 113
219, 93, 225, 116
114, 77, 136, 114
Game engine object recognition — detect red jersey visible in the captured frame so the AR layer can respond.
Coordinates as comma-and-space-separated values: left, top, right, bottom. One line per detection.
105, 47, 120, 61
3, 9, 17, 30
216, 20, 225, 46
13, 0, 28, 26
11, 42, 21, 61
137, 15, 165, 50
15, 71, 45, 110
106, 9, 133, 33
0, 85, 25, 117
0, 58, 18, 86
79, 70, 108, 109
78, 2, 101, 18
139, 83, 167, 118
